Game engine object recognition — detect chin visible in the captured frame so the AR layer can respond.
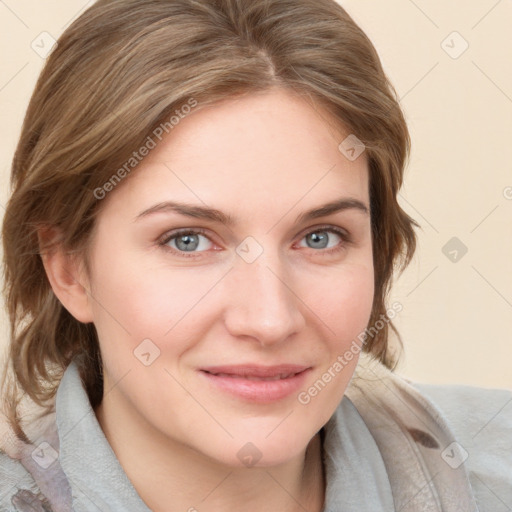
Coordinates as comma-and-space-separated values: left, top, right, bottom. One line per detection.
202, 422, 317, 470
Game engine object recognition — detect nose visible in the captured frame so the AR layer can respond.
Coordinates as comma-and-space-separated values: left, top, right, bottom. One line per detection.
223, 252, 306, 347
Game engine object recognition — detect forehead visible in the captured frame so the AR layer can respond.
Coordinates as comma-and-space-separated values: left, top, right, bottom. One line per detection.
102, 88, 369, 220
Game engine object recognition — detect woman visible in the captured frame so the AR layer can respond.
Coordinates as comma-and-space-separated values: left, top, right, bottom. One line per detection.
1, 0, 510, 510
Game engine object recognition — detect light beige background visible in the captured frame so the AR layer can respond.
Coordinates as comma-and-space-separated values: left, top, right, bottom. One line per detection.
0, 0, 511, 388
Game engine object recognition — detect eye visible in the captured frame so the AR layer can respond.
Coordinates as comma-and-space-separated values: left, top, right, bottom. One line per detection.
297, 226, 351, 254
158, 225, 352, 259
159, 228, 215, 257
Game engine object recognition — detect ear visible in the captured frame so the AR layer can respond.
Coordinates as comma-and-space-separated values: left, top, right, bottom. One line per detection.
38, 227, 94, 324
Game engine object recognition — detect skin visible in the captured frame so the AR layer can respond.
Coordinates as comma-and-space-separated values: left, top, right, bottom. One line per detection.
42, 87, 374, 512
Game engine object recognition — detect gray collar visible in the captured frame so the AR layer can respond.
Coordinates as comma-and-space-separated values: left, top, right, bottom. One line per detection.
56, 359, 150, 511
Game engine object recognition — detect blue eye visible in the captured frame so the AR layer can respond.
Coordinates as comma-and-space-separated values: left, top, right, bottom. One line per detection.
298, 227, 351, 254
158, 225, 351, 258
161, 229, 213, 254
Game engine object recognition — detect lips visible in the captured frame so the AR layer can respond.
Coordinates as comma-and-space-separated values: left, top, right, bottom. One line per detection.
199, 364, 311, 402
201, 364, 309, 379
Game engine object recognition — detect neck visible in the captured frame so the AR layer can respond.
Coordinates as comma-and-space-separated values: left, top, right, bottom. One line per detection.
94, 398, 325, 512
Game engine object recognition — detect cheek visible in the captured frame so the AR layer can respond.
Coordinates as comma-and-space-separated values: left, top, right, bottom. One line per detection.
87, 246, 223, 349
302, 261, 375, 345
292, 264, 374, 429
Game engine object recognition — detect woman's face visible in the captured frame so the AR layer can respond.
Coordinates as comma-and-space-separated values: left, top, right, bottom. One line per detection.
82, 88, 374, 467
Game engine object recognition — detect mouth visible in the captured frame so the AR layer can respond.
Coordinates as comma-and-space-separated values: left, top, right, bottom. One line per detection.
207, 372, 300, 381
199, 365, 311, 402
202, 364, 309, 379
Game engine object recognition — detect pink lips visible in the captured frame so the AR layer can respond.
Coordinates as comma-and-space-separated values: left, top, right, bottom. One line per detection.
199, 364, 311, 403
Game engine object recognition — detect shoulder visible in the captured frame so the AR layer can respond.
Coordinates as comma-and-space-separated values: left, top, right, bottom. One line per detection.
0, 449, 44, 511
411, 381, 512, 511
411, 381, 512, 445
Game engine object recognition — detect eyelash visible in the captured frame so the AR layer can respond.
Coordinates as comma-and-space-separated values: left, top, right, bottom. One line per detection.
157, 225, 352, 259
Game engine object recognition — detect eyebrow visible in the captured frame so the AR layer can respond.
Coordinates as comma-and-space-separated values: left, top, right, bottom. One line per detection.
134, 197, 369, 226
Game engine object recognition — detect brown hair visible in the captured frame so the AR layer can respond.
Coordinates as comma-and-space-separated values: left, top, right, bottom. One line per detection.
1, 0, 418, 434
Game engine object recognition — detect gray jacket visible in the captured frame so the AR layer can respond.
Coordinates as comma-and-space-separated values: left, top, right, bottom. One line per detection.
1, 353, 511, 511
